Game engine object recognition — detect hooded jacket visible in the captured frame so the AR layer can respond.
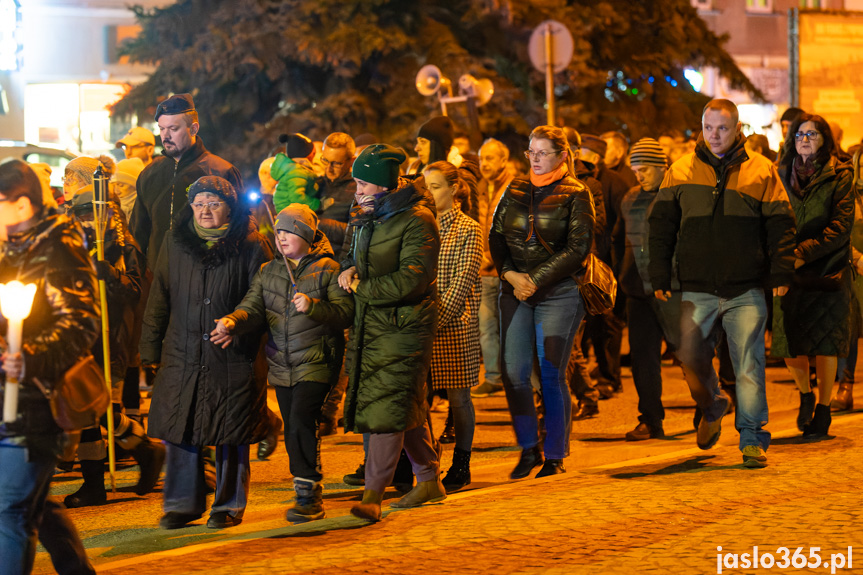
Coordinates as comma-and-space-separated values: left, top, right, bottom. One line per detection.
140, 204, 273, 446
648, 134, 797, 298
224, 230, 354, 387
341, 176, 440, 434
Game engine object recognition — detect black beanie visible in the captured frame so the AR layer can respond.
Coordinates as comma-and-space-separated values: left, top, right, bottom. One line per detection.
279, 133, 315, 159
417, 116, 455, 152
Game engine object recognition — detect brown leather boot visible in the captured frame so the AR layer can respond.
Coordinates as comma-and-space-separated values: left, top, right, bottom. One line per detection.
350, 489, 383, 522
831, 382, 853, 412
390, 476, 447, 508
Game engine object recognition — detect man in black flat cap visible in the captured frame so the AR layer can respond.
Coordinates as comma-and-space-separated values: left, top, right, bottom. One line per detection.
130, 93, 244, 265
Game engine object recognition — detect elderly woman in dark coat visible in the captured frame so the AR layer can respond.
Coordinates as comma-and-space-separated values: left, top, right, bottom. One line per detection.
140, 176, 272, 530
774, 113, 854, 439
338, 144, 442, 523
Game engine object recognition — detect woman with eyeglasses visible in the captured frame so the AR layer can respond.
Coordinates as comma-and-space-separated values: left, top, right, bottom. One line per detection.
141, 176, 273, 529
773, 113, 854, 439
489, 125, 595, 479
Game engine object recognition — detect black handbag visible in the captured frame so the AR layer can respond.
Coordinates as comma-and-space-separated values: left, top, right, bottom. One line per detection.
32, 354, 109, 431
528, 185, 617, 316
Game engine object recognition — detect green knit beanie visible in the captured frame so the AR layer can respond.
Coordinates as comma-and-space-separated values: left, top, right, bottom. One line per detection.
351, 144, 406, 190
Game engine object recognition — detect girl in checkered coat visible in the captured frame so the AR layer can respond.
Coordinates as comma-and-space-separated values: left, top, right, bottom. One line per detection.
423, 161, 483, 491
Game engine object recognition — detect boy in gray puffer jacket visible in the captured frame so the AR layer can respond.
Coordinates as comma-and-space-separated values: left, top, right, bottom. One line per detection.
211, 203, 353, 522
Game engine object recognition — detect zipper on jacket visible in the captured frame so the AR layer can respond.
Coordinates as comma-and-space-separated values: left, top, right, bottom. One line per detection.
169, 160, 179, 230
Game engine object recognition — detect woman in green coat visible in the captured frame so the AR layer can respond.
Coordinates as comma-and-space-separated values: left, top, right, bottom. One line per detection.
338, 144, 443, 522
774, 113, 854, 439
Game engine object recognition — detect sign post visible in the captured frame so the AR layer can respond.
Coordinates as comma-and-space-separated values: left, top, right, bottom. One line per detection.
528, 20, 574, 126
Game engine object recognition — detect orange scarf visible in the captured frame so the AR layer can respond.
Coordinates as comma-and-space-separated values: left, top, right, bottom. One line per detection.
529, 163, 568, 187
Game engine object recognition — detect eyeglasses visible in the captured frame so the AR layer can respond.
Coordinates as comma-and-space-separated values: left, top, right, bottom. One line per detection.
524, 149, 560, 160
320, 157, 346, 169
190, 201, 225, 210
794, 131, 821, 141
61, 175, 73, 184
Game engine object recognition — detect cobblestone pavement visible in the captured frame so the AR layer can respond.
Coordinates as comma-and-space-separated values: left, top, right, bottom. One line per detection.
33, 360, 863, 574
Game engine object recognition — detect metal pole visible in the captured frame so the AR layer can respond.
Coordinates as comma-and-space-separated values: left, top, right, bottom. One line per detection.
545, 23, 555, 125
259, 200, 297, 290
92, 163, 116, 492
788, 7, 800, 108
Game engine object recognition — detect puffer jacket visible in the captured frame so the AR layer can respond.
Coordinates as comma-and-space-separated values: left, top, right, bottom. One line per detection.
66, 186, 145, 381
225, 230, 354, 387
271, 154, 320, 212
489, 175, 595, 289
341, 175, 440, 434
0, 210, 100, 450
140, 205, 273, 446
649, 135, 797, 298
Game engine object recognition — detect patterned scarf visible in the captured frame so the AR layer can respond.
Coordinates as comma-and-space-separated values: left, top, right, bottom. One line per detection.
790, 155, 818, 197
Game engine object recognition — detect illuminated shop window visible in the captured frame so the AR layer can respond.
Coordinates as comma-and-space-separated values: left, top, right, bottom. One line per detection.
25, 83, 127, 155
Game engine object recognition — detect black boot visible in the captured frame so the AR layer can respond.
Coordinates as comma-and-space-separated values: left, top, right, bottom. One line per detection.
438, 409, 455, 444
64, 460, 107, 508
510, 445, 543, 479
803, 404, 832, 439
132, 438, 166, 495
797, 391, 816, 431
442, 447, 471, 491
391, 449, 414, 494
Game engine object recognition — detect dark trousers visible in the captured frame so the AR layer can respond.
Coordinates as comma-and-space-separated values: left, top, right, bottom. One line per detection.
584, 309, 625, 389
566, 322, 600, 405
627, 297, 667, 427
0, 440, 95, 575
163, 443, 250, 520
274, 382, 331, 481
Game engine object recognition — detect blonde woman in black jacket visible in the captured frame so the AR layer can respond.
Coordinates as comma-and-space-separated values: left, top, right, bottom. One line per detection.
489, 125, 594, 480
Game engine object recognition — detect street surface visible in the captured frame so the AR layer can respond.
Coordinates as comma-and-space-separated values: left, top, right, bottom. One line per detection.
33, 355, 863, 574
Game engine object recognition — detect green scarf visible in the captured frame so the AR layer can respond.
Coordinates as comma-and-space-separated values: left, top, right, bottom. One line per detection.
193, 219, 230, 248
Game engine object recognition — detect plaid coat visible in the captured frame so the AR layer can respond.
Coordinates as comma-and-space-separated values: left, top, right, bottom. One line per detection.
431, 207, 483, 389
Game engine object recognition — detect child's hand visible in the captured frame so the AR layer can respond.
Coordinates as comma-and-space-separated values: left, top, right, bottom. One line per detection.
292, 292, 312, 313
210, 317, 235, 349
338, 267, 358, 293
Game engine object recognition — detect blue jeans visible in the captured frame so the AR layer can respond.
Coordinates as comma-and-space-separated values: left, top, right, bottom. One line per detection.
163, 443, 250, 520
0, 440, 93, 575
499, 279, 584, 459
677, 289, 770, 450
478, 276, 502, 385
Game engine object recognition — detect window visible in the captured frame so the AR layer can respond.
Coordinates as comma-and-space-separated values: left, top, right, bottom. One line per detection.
746, 0, 773, 13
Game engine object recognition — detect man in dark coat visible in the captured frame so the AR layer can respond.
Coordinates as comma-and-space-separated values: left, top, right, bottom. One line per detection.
140, 176, 272, 530
130, 94, 244, 266
338, 144, 443, 522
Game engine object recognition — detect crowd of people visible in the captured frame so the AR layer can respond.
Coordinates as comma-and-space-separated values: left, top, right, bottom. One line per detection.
1, 92, 861, 574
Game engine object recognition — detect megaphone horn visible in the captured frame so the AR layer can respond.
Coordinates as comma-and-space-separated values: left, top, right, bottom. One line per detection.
416, 65, 443, 96
458, 75, 495, 106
